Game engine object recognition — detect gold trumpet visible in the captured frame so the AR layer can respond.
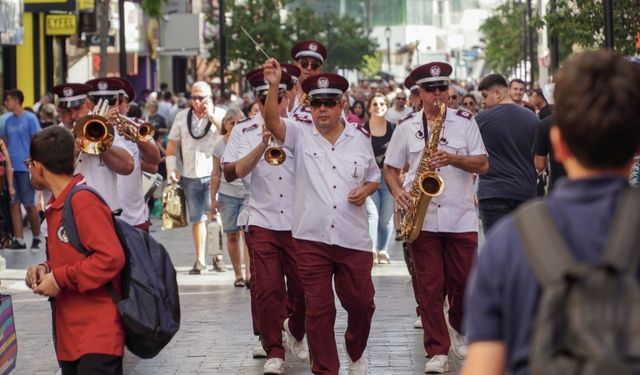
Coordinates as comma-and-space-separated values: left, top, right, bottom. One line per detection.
115, 114, 155, 142
73, 114, 115, 155
264, 136, 286, 165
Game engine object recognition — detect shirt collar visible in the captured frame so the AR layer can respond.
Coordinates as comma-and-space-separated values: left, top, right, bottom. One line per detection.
552, 174, 628, 203
47, 174, 86, 211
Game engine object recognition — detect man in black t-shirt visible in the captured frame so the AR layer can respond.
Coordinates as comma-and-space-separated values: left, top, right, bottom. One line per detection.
476, 74, 540, 233
534, 114, 566, 192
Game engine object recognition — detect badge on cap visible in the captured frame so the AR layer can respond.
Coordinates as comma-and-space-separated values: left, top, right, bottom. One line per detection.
98, 81, 108, 91
309, 43, 318, 52
430, 65, 441, 77
318, 77, 329, 88
63, 87, 74, 97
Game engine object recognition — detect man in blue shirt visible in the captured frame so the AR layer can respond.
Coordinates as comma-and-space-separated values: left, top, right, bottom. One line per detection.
462, 51, 640, 375
2, 89, 42, 249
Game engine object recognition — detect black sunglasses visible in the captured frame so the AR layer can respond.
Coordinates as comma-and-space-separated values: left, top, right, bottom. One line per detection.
258, 94, 284, 105
298, 59, 322, 70
421, 85, 448, 93
192, 95, 209, 102
309, 98, 340, 108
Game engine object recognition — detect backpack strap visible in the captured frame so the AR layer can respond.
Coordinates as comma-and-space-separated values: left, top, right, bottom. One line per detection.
515, 200, 576, 286
62, 184, 120, 301
601, 188, 640, 273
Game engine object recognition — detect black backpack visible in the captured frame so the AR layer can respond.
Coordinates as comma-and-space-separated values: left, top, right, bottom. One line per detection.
515, 188, 640, 375
63, 184, 181, 359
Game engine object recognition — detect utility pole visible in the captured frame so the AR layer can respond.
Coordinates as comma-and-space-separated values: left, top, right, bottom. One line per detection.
98, 0, 109, 77
603, 0, 614, 49
118, 0, 126, 77
527, 0, 534, 85
218, 0, 225, 98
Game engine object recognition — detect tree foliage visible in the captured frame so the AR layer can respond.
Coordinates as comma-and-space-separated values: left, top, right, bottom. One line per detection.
140, 0, 170, 19
206, 1, 377, 82
479, 1, 533, 77
542, 0, 640, 57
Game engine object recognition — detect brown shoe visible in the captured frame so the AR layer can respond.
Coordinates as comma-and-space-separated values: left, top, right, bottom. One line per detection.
188, 261, 207, 275
211, 255, 227, 272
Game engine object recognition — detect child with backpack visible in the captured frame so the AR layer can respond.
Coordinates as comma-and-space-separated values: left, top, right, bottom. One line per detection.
24, 126, 126, 374
462, 51, 640, 375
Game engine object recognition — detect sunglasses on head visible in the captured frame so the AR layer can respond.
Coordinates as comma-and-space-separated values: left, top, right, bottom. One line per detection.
309, 98, 340, 109
298, 59, 322, 70
421, 85, 449, 93
258, 93, 284, 105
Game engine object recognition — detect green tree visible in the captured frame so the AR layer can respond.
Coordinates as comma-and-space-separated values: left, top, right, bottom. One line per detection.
321, 12, 378, 72
542, 0, 640, 57
479, 1, 536, 77
140, 0, 170, 18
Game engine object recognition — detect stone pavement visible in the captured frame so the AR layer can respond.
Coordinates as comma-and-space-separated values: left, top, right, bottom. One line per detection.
1, 220, 468, 374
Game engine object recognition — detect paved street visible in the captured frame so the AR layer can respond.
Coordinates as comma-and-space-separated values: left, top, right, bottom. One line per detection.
1, 219, 468, 374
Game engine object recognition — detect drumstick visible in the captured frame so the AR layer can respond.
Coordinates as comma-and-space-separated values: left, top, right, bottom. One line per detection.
240, 26, 271, 60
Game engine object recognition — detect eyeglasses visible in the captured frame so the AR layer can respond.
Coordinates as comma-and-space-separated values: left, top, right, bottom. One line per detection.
309, 98, 340, 108
258, 94, 284, 105
24, 158, 34, 169
372, 102, 387, 108
191, 95, 209, 102
297, 59, 322, 71
421, 85, 449, 93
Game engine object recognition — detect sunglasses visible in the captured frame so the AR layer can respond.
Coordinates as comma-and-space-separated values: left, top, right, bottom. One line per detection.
309, 98, 340, 108
192, 95, 209, 102
298, 59, 322, 70
24, 158, 34, 169
421, 85, 448, 93
258, 94, 284, 105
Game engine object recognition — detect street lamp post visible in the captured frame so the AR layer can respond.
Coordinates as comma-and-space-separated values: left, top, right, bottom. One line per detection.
603, 0, 614, 49
385, 26, 391, 73
219, 0, 226, 98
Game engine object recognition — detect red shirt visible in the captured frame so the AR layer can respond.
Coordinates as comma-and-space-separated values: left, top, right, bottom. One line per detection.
45, 174, 125, 361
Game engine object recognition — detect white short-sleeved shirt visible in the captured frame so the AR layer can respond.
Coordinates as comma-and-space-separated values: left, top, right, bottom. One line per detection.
283, 118, 380, 251
236, 118, 295, 231
211, 137, 246, 199
168, 107, 226, 178
117, 140, 148, 226
75, 133, 132, 210
221, 115, 261, 227
384, 108, 487, 233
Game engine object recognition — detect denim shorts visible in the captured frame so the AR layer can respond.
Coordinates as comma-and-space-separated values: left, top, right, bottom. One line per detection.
11, 171, 35, 207
217, 193, 244, 233
182, 176, 211, 223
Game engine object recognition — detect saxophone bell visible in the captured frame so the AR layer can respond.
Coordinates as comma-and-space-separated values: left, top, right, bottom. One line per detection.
417, 171, 445, 197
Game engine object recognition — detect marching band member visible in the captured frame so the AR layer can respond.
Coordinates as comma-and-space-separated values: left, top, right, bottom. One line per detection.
289, 40, 327, 122
263, 59, 379, 375
52, 83, 93, 131
230, 68, 308, 374
113, 78, 161, 231
383, 63, 488, 373
166, 81, 225, 274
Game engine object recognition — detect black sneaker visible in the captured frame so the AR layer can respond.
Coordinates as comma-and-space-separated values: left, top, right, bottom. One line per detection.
31, 238, 42, 250
8, 240, 26, 250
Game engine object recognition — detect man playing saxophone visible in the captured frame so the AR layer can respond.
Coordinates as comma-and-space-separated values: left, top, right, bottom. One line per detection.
384, 62, 488, 374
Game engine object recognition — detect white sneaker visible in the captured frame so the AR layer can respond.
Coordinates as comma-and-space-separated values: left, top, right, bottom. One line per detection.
347, 356, 368, 375
263, 357, 284, 374
413, 317, 423, 329
448, 327, 468, 359
424, 355, 448, 373
283, 318, 309, 361
253, 340, 267, 358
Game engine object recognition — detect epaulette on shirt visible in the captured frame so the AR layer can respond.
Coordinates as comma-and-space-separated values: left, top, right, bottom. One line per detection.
290, 112, 313, 124
398, 112, 417, 125
456, 109, 474, 120
236, 117, 253, 125
355, 124, 371, 138
242, 123, 259, 133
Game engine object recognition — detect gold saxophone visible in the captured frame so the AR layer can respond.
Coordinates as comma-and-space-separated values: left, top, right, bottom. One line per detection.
399, 99, 447, 243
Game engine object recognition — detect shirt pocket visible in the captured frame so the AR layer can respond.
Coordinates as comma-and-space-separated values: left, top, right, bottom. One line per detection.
440, 138, 468, 156
339, 155, 367, 187
303, 148, 327, 175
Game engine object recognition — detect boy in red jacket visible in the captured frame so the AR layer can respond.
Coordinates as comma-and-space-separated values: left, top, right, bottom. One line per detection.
25, 126, 126, 374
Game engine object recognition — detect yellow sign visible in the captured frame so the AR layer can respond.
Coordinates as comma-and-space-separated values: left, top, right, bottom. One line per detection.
45, 14, 76, 36
78, 0, 94, 10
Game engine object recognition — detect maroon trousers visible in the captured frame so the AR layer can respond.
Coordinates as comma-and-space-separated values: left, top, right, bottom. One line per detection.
250, 226, 306, 359
294, 239, 375, 375
243, 229, 260, 337
409, 231, 477, 356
